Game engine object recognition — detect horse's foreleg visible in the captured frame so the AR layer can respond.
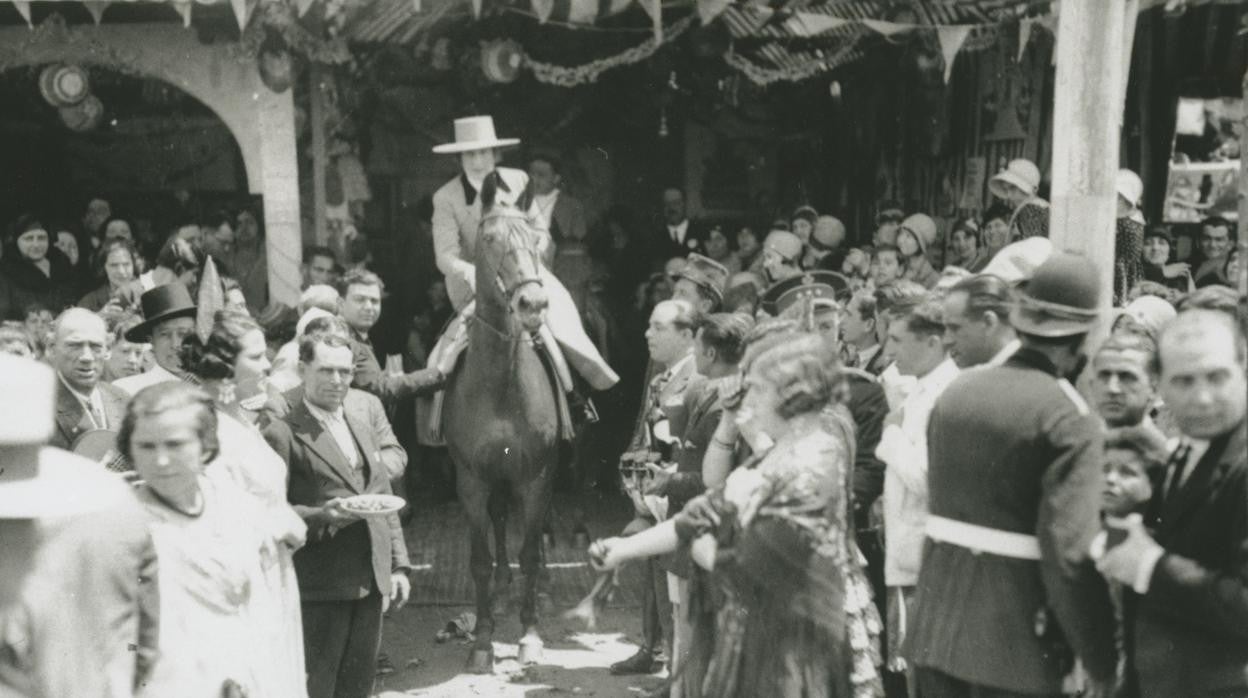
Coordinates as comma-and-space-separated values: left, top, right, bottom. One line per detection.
457, 471, 496, 674
515, 474, 554, 639
488, 490, 513, 592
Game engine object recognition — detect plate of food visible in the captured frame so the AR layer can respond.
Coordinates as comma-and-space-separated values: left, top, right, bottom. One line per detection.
339, 494, 406, 517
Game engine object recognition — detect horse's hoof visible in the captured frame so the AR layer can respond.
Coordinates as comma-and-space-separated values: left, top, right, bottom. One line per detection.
466, 647, 494, 674
518, 634, 544, 665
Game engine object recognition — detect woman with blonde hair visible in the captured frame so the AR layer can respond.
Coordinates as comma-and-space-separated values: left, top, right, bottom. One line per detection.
590, 332, 882, 698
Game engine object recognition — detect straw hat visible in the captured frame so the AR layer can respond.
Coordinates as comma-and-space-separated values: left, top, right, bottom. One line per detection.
432, 116, 520, 154
1010, 252, 1102, 337
0, 355, 129, 519
990, 159, 1042, 199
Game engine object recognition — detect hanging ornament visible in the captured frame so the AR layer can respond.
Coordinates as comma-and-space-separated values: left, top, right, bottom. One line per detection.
481, 39, 523, 84
39, 64, 90, 108
258, 34, 295, 93
658, 107, 668, 138
59, 95, 104, 133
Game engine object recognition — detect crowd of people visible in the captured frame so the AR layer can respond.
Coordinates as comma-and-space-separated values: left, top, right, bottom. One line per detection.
0, 113, 1245, 698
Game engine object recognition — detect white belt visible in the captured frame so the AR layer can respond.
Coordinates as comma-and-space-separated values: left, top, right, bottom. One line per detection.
925, 515, 1041, 561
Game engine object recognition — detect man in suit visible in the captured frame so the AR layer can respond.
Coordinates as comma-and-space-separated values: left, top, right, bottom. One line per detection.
612, 299, 699, 678
113, 284, 197, 396
45, 308, 129, 451
528, 154, 588, 253
844, 289, 886, 376
1096, 309, 1248, 698
263, 332, 412, 698
430, 116, 617, 394
645, 311, 751, 694
651, 187, 704, 269
941, 274, 1020, 370
908, 253, 1117, 697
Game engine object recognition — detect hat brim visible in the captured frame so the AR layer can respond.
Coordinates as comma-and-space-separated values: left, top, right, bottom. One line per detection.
990, 171, 1037, 199
432, 138, 521, 154
124, 306, 197, 343
0, 448, 132, 519
1009, 306, 1096, 338
673, 271, 725, 301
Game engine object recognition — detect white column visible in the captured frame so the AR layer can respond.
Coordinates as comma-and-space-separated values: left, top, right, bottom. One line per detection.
256, 89, 303, 306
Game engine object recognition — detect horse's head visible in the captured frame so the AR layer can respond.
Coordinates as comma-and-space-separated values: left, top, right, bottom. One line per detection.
478, 173, 549, 334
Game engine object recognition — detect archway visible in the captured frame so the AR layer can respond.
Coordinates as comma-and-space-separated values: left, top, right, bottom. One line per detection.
0, 17, 301, 304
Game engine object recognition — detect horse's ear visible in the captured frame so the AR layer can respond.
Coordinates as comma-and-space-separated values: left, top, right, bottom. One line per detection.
517, 179, 535, 212
481, 170, 499, 212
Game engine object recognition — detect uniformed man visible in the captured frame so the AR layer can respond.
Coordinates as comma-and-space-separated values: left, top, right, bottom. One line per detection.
908, 252, 1116, 697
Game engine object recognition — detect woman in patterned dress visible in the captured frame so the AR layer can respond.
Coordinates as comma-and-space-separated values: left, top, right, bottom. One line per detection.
590, 332, 882, 698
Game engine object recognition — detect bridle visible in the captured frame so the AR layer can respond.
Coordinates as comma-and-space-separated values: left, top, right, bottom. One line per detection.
474, 207, 545, 340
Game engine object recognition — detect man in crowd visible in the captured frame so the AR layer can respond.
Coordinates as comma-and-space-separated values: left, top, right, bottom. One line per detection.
529, 154, 587, 252
0, 354, 159, 698
644, 311, 751, 697
874, 245, 904, 287
653, 187, 702, 266
337, 269, 445, 408
46, 309, 129, 451
872, 280, 930, 408
264, 332, 412, 698
613, 299, 699, 677
876, 299, 959, 694
304, 246, 341, 289
113, 284, 198, 395
844, 289, 886, 375
1193, 216, 1235, 288
1090, 332, 1161, 432
909, 253, 1117, 696
1096, 309, 1248, 698
670, 253, 728, 315
941, 274, 1020, 369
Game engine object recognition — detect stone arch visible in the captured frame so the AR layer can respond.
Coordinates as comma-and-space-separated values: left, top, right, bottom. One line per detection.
0, 19, 301, 305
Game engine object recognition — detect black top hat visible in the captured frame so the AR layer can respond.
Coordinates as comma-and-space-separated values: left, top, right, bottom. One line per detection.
125, 284, 197, 343
1010, 252, 1101, 337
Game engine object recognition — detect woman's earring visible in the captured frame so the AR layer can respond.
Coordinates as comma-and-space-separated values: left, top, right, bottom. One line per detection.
218, 380, 237, 405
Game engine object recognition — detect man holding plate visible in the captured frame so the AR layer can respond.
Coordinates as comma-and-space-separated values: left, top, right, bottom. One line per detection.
263, 332, 411, 698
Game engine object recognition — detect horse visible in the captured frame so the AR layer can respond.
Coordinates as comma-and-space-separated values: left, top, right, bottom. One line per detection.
441, 175, 563, 673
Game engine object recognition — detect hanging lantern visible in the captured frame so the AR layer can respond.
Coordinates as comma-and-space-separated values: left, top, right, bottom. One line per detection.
258, 35, 294, 93
480, 39, 523, 84
59, 95, 104, 132
39, 64, 90, 107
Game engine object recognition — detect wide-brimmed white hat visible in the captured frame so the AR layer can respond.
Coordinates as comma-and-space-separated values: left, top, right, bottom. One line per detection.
989, 159, 1042, 199
1116, 169, 1144, 207
0, 355, 131, 519
432, 116, 520, 154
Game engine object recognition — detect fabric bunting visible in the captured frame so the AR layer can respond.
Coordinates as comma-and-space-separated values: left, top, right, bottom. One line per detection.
12, 0, 30, 26
936, 25, 972, 82
532, 0, 635, 24
785, 12, 848, 37
697, 0, 731, 24
83, 1, 110, 23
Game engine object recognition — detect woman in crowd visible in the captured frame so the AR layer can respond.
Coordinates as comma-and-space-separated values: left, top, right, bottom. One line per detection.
590, 332, 882, 698
896, 215, 939, 289
1140, 226, 1194, 294
737, 225, 763, 274
947, 218, 988, 272
177, 310, 308, 698
102, 216, 135, 244
2, 214, 78, 313
979, 204, 1013, 267
1114, 169, 1146, 305
122, 381, 293, 697
1111, 294, 1176, 345
704, 224, 742, 275
140, 235, 201, 292
791, 206, 819, 245
79, 238, 142, 313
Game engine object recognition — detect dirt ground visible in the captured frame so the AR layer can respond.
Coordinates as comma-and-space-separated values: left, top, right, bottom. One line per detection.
372, 603, 666, 697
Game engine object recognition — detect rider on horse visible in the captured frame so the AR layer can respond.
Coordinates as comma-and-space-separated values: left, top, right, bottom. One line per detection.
428, 116, 619, 425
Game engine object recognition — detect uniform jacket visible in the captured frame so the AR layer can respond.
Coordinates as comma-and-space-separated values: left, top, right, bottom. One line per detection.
263, 392, 411, 601
432, 167, 540, 311
1127, 424, 1248, 698
49, 378, 130, 451
907, 348, 1116, 692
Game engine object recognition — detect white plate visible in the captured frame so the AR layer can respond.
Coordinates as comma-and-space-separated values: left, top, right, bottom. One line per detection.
339, 494, 406, 517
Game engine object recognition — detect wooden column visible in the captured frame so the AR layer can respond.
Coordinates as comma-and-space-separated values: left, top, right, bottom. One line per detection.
1049, 0, 1135, 343
309, 62, 330, 247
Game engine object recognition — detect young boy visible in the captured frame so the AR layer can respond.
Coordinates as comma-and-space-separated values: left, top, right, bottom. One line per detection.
1102, 435, 1154, 520
874, 245, 903, 287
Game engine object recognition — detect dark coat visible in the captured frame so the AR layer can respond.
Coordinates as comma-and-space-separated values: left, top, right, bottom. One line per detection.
0, 248, 78, 314
843, 370, 887, 526
907, 348, 1117, 693
649, 220, 705, 270
262, 393, 411, 601
266, 386, 409, 482
48, 378, 130, 452
348, 327, 445, 407
77, 284, 114, 313
1127, 425, 1248, 698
